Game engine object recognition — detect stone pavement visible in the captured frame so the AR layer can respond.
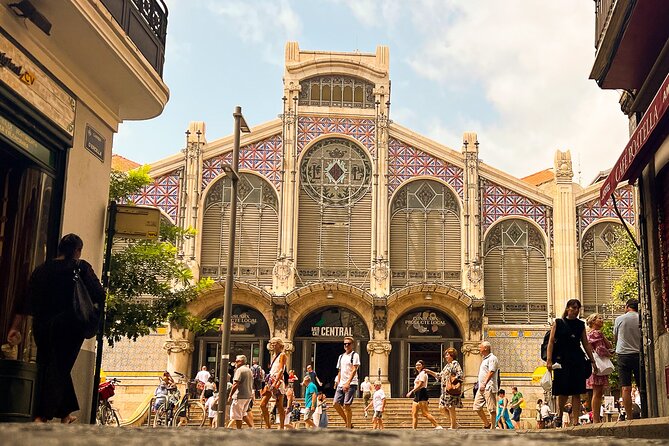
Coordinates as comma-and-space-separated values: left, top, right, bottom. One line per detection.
0, 423, 668, 446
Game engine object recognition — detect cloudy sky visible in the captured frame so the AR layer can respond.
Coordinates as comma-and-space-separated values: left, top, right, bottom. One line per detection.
114, 0, 629, 185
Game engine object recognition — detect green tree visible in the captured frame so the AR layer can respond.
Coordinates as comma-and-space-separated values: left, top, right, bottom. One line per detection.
603, 227, 639, 305
104, 168, 219, 346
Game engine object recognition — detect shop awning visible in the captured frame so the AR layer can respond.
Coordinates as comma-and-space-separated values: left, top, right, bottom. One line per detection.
600, 72, 669, 205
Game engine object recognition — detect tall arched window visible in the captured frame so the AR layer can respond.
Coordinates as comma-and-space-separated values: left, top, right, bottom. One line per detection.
483, 219, 548, 324
297, 138, 372, 286
390, 180, 461, 289
580, 222, 625, 317
299, 75, 375, 108
200, 173, 278, 287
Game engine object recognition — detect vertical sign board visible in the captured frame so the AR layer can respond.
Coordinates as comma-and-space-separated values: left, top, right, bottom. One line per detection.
114, 204, 161, 239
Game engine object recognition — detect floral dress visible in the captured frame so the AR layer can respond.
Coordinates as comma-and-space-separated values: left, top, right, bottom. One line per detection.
586, 329, 610, 388
437, 360, 463, 408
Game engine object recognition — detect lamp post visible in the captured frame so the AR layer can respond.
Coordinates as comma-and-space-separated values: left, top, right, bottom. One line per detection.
216, 106, 250, 428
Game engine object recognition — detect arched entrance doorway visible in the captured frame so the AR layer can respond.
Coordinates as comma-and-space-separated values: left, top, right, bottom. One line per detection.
193, 305, 270, 383
389, 308, 462, 397
293, 306, 370, 397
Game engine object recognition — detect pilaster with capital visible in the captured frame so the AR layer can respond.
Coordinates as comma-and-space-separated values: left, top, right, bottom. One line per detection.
461, 340, 483, 386
462, 133, 483, 298
367, 340, 392, 392
163, 329, 195, 377
552, 150, 578, 313
180, 122, 206, 275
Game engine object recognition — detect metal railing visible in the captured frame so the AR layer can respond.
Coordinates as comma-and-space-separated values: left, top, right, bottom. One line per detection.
594, 0, 614, 49
101, 0, 168, 76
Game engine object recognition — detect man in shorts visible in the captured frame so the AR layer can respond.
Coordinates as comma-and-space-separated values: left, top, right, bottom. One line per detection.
368, 380, 386, 429
509, 386, 524, 429
302, 375, 318, 428
614, 298, 641, 420
227, 355, 254, 429
473, 341, 499, 429
333, 336, 360, 429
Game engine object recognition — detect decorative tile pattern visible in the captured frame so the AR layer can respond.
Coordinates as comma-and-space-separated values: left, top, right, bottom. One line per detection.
202, 134, 283, 190
297, 116, 376, 154
388, 137, 464, 198
481, 178, 550, 233
577, 185, 635, 232
486, 329, 546, 373
132, 170, 182, 220
101, 333, 168, 372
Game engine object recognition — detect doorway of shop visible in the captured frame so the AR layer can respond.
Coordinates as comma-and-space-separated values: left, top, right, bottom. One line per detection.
312, 342, 343, 397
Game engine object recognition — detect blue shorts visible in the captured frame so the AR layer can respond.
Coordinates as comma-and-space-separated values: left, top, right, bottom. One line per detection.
334, 385, 357, 406
511, 407, 522, 421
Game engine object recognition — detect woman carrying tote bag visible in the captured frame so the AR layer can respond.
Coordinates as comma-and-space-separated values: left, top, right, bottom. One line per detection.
585, 313, 614, 423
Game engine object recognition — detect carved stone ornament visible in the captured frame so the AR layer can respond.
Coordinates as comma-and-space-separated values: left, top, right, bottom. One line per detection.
469, 308, 483, 333
273, 304, 288, 332
283, 340, 295, 354
372, 261, 389, 281
273, 259, 293, 281
373, 306, 387, 332
554, 150, 573, 180
467, 262, 482, 285
461, 341, 482, 356
366, 340, 392, 356
162, 339, 194, 354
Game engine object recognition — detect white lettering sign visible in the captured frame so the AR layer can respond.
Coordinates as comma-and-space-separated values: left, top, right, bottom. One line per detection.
310, 326, 353, 337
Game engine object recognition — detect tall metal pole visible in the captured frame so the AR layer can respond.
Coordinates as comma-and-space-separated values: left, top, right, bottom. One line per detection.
217, 107, 243, 428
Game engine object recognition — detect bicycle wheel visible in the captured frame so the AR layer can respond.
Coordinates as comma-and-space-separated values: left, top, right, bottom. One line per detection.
106, 404, 120, 426
189, 401, 207, 427
153, 403, 167, 427
96, 402, 106, 425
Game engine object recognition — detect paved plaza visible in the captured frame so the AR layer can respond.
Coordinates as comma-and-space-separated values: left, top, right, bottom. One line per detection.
1, 423, 668, 446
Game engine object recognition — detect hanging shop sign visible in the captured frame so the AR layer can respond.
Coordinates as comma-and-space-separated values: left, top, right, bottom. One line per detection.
0, 33, 76, 136
114, 204, 161, 239
295, 307, 368, 339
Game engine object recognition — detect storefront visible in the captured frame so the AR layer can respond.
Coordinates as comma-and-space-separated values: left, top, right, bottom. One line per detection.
389, 308, 462, 397
292, 307, 370, 397
193, 305, 270, 383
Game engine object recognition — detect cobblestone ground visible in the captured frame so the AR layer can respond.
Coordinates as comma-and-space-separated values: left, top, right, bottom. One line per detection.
0, 425, 668, 446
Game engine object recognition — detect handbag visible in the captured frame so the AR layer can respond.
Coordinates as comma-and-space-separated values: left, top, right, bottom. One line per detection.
72, 260, 100, 339
446, 373, 462, 396
593, 351, 614, 376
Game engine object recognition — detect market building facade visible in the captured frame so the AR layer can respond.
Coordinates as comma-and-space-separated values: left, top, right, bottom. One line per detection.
103, 42, 635, 404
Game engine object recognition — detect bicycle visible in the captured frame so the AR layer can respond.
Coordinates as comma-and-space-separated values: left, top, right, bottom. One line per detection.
152, 372, 206, 427
97, 378, 120, 426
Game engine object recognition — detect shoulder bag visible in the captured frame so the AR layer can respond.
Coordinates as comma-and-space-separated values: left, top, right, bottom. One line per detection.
72, 260, 101, 339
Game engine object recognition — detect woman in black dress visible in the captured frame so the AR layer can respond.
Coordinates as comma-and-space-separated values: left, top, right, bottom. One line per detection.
546, 299, 598, 427
8, 234, 104, 423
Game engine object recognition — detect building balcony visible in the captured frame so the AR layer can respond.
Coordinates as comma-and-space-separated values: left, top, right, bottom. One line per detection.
590, 0, 669, 95
100, 0, 167, 77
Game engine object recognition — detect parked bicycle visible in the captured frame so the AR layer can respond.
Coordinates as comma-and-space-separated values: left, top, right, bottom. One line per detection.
97, 378, 120, 426
152, 372, 206, 427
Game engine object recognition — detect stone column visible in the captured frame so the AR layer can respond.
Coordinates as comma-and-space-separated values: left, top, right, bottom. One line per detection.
163, 333, 195, 379
462, 132, 483, 298
551, 150, 578, 313
461, 340, 482, 387
366, 340, 392, 393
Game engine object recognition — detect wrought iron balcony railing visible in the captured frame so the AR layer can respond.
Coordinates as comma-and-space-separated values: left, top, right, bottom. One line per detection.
594, 0, 614, 49
101, 0, 168, 76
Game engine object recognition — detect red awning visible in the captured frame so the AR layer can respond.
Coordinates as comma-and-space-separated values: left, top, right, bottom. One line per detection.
600, 72, 669, 205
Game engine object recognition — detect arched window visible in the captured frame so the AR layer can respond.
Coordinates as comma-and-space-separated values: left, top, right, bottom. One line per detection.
297, 138, 372, 286
299, 75, 375, 108
390, 180, 461, 289
580, 222, 625, 317
483, 219, 548, 324
200, 173, 278, 286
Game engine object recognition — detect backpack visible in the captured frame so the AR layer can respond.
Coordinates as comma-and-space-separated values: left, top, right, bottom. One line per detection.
251, 364, 262, 381
337, 351, 359, 380
497, 368, 502, 389
540, 330, 551, 361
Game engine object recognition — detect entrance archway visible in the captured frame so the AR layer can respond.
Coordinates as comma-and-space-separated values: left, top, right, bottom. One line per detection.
293, 306, 370, 397
389, 308, 462, 397
194, 305, 270, 384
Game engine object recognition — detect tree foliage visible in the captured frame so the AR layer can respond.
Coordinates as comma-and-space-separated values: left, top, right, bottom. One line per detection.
603, 227, 639, 305
104, 168, 219, 346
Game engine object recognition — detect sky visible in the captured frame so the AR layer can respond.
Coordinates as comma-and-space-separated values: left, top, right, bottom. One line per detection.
114, 0, 629, 186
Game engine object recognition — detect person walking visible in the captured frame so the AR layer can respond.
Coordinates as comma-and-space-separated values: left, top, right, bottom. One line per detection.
360, 376, 372, 417
367, 380, 386, 429
495, 389, 514, 429
508, 386, 524, 429
7, 234, 104, 423
306, 364, 323, 389
406, 359, 442, 429
614, 298, 641, 421
425, 347, 462, 430
315, 393, 329, 428
303, 375, 319, 429
585, 313, 613, 423
227, 355, 254, 429
333, 336, 360, 429
251, 359, 264, 398
260, 337, 288, 429
546, 299, 597, 427
473, 341, 499, 429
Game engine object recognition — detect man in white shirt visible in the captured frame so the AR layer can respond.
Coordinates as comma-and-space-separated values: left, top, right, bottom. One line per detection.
472, 341, 499, 429
333, 336, 360, 429
195, 365, 211, 384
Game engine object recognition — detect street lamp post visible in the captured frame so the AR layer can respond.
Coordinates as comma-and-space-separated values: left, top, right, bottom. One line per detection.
216, 106, 250, 428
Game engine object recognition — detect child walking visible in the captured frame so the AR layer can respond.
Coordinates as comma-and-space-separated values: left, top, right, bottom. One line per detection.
367, 380, 386, 429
